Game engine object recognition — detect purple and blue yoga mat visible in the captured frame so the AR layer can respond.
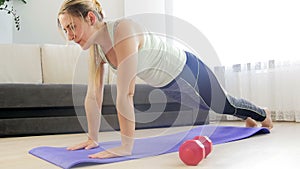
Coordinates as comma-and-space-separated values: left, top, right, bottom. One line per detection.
29, 125, 270, 169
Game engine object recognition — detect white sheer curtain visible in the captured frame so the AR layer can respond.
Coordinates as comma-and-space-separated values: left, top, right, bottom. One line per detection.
215, 60, 300, 122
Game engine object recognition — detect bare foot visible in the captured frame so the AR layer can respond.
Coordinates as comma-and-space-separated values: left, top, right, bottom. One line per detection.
245, 117, 258, 128
261, 109, 273, 130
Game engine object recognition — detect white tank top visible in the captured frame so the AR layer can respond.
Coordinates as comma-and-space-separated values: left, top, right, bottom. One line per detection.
98, 20, 186, 87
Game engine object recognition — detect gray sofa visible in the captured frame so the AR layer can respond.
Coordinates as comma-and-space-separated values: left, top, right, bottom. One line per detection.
0, 84, 209, 137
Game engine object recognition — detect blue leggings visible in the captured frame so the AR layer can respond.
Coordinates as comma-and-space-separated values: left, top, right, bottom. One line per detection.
160, 51, 266, 122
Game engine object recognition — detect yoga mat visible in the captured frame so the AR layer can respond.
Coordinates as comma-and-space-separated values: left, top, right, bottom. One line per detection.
29, 125, 269, 169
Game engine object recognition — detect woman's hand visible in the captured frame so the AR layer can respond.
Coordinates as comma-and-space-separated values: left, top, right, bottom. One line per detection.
67, 138, 99, 151
88, 145, 133, 159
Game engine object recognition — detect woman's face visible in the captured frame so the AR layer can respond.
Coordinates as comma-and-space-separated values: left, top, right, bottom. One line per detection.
58, 14, 92, 48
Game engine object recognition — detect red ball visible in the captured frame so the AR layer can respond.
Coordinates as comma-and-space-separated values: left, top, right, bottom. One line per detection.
179, 140, 205, 166
193, 136, 213, 158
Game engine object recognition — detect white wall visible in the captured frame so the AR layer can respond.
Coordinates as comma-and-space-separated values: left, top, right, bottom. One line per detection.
5, 0, 124, 45
102, 0, 124, 20
173, 0, 300, 65
124, 0, 165, 16
0, 1, 13, 43
12, 0, 64, 44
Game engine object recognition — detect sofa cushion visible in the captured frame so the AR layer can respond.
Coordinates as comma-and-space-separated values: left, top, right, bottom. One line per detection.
41, 44, 89, 84
0, 44, 42, 83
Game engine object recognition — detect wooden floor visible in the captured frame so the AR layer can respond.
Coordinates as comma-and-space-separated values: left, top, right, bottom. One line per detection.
1, 121, 300, 169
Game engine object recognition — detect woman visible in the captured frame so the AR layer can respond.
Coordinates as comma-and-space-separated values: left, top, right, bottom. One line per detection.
57, 0, 273, 159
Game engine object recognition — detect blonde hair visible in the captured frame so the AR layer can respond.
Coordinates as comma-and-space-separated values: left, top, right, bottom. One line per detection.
58, 0, 104, 90
58, 0, 104, 22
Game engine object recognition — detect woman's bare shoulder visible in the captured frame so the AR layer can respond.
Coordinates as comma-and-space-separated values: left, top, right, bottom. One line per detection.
113, 18, 145, 40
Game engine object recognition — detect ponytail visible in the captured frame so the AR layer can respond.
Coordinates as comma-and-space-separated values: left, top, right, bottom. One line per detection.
92, 0, 105, 20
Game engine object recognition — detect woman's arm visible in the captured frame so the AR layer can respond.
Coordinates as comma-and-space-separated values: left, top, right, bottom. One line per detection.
67, 47, 105, 151
88, 19, 141, 158
115, 24, 138, 152
85, 61, 105, 143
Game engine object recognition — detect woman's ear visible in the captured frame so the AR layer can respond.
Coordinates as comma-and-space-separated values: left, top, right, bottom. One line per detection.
87, 11, 96, 25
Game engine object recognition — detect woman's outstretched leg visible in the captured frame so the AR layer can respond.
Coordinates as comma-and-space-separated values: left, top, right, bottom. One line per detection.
171, 52, 273, 129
